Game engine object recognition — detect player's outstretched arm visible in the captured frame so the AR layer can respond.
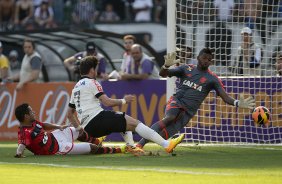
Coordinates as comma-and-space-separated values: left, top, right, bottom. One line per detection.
99, 94, 134, 107
218, 90, 255, 110
42, 122, 68, 131
67, 107, 81, 130
14, 144, 26, 158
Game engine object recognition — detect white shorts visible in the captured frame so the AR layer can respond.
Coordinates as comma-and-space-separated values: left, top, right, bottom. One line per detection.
52, 127, 91, 155
52, 127, 78, 155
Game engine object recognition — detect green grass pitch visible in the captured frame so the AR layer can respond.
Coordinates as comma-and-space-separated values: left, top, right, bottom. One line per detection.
0, 142, 282, 184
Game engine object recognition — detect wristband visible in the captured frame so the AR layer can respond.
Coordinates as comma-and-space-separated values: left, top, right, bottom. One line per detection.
234, 100, 239, 107
121, 99, 126, 105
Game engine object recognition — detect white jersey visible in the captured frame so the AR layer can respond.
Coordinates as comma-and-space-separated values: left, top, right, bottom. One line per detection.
70, 77, 104, 128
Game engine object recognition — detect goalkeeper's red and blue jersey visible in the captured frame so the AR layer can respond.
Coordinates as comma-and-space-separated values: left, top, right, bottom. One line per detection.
168, 64, 225, 115
17, 120, 59, 155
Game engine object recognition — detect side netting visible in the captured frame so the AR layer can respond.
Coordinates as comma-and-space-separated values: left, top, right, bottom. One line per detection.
168, 0, 282, 144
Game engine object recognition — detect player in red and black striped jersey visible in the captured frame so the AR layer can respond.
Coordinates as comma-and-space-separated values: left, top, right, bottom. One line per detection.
137, 48, 256, 148
15, 103, 123, 158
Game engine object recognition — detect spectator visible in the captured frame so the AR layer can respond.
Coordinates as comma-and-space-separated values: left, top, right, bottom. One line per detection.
0, 41, 10, 83
34, 0, 57, 28
101, 0, 126, 21
231, 27, 262, 76
32, 0, 42, 9
50, 0, 64, 24
108, 34, 136, 80
0, 0, 15, 31
8, 50, 21, 76
243, 0, 266, 44
120, 44, 159, 80
132, 0, 153, 22
213, 0, 235, 22
64, 41, 108, 81
205, 22, 232, 66
9, 39, 42, 90
177, 46, 197, 65
120, 35, 136, 73
153, 0, 166, 23
14, 0, 34, 30
72, 0, 98, 27
98, 3, 120, 22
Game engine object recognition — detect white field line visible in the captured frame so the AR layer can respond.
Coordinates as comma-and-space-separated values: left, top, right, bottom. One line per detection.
0, 162, 235, 176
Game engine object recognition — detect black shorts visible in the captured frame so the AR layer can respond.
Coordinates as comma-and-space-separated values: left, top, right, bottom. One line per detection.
84, 110, 127, 138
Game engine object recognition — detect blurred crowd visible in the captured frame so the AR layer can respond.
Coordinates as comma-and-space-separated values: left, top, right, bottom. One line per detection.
0, 0, 167, 31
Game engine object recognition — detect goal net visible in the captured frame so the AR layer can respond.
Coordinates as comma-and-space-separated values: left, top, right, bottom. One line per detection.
168, 0, 282, 144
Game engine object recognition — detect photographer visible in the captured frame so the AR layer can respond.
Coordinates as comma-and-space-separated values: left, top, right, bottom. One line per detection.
64, 42, 108, 81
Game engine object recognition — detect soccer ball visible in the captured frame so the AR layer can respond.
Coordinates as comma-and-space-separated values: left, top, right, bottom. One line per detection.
252, 106, 270, 126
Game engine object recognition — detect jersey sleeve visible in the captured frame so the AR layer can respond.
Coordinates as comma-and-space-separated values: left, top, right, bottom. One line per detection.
168, 65, 185, 77
90, 79, 104, 97
213, 75, 226, 95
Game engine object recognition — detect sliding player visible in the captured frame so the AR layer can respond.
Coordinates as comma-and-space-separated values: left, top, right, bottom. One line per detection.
15, 103, 122, 157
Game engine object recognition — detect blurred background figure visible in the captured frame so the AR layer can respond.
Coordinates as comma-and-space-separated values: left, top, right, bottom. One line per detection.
72, 0, 99, 27
14, 0, 34, 30
153, 0, 166, 23
0, 0, 15, 31
64, 41, 108, 81
120, 44, 159, 80
8, 50, 21, 76
34, 0, 57, 29
0, 41, 10, 83
231, 27, 262, 76
98, 3, 120, 22
213, 0, 235, 22
205, 22, 232, 66
132, 0, 153, 22
9, 39, 42, 90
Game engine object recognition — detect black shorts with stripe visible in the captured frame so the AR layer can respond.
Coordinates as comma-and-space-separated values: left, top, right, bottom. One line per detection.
84, 110, 127, 138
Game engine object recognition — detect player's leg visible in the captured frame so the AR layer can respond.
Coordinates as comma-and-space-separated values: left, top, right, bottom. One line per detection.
77, 129, 106, 145
137, 108, 184, 148
137, 96, 185, 148
67, 142, 123, 155
125, 115, 184, 153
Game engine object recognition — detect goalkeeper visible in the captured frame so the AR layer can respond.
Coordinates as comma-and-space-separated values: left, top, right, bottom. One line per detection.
137, 47, 255, 148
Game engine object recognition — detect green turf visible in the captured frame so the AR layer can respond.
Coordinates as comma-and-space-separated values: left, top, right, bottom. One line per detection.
0, 142, 282, 184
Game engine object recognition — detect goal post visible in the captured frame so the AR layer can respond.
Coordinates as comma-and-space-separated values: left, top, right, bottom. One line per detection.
167, 0, 282, 144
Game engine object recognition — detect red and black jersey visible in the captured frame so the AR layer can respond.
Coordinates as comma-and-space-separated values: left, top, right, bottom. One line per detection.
18, 120, 59, 155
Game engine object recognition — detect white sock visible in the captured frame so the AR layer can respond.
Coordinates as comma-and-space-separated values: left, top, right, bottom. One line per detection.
135, 123, 169, 148
120, 131, 135, 147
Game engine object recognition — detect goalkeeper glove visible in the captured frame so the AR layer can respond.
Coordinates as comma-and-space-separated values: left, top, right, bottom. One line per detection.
163, 52, 179, 69
234, 94, 255, 109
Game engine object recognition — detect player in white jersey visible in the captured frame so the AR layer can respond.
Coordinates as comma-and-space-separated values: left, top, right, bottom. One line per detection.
67, 56, 184, 155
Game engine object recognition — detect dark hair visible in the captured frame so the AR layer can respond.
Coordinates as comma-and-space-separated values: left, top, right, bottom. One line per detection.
15, 103, 30, 122
198, 47, 214, 56
80, 56, 99, 75
123, 35, 136, 43
24, 38, 35, 49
